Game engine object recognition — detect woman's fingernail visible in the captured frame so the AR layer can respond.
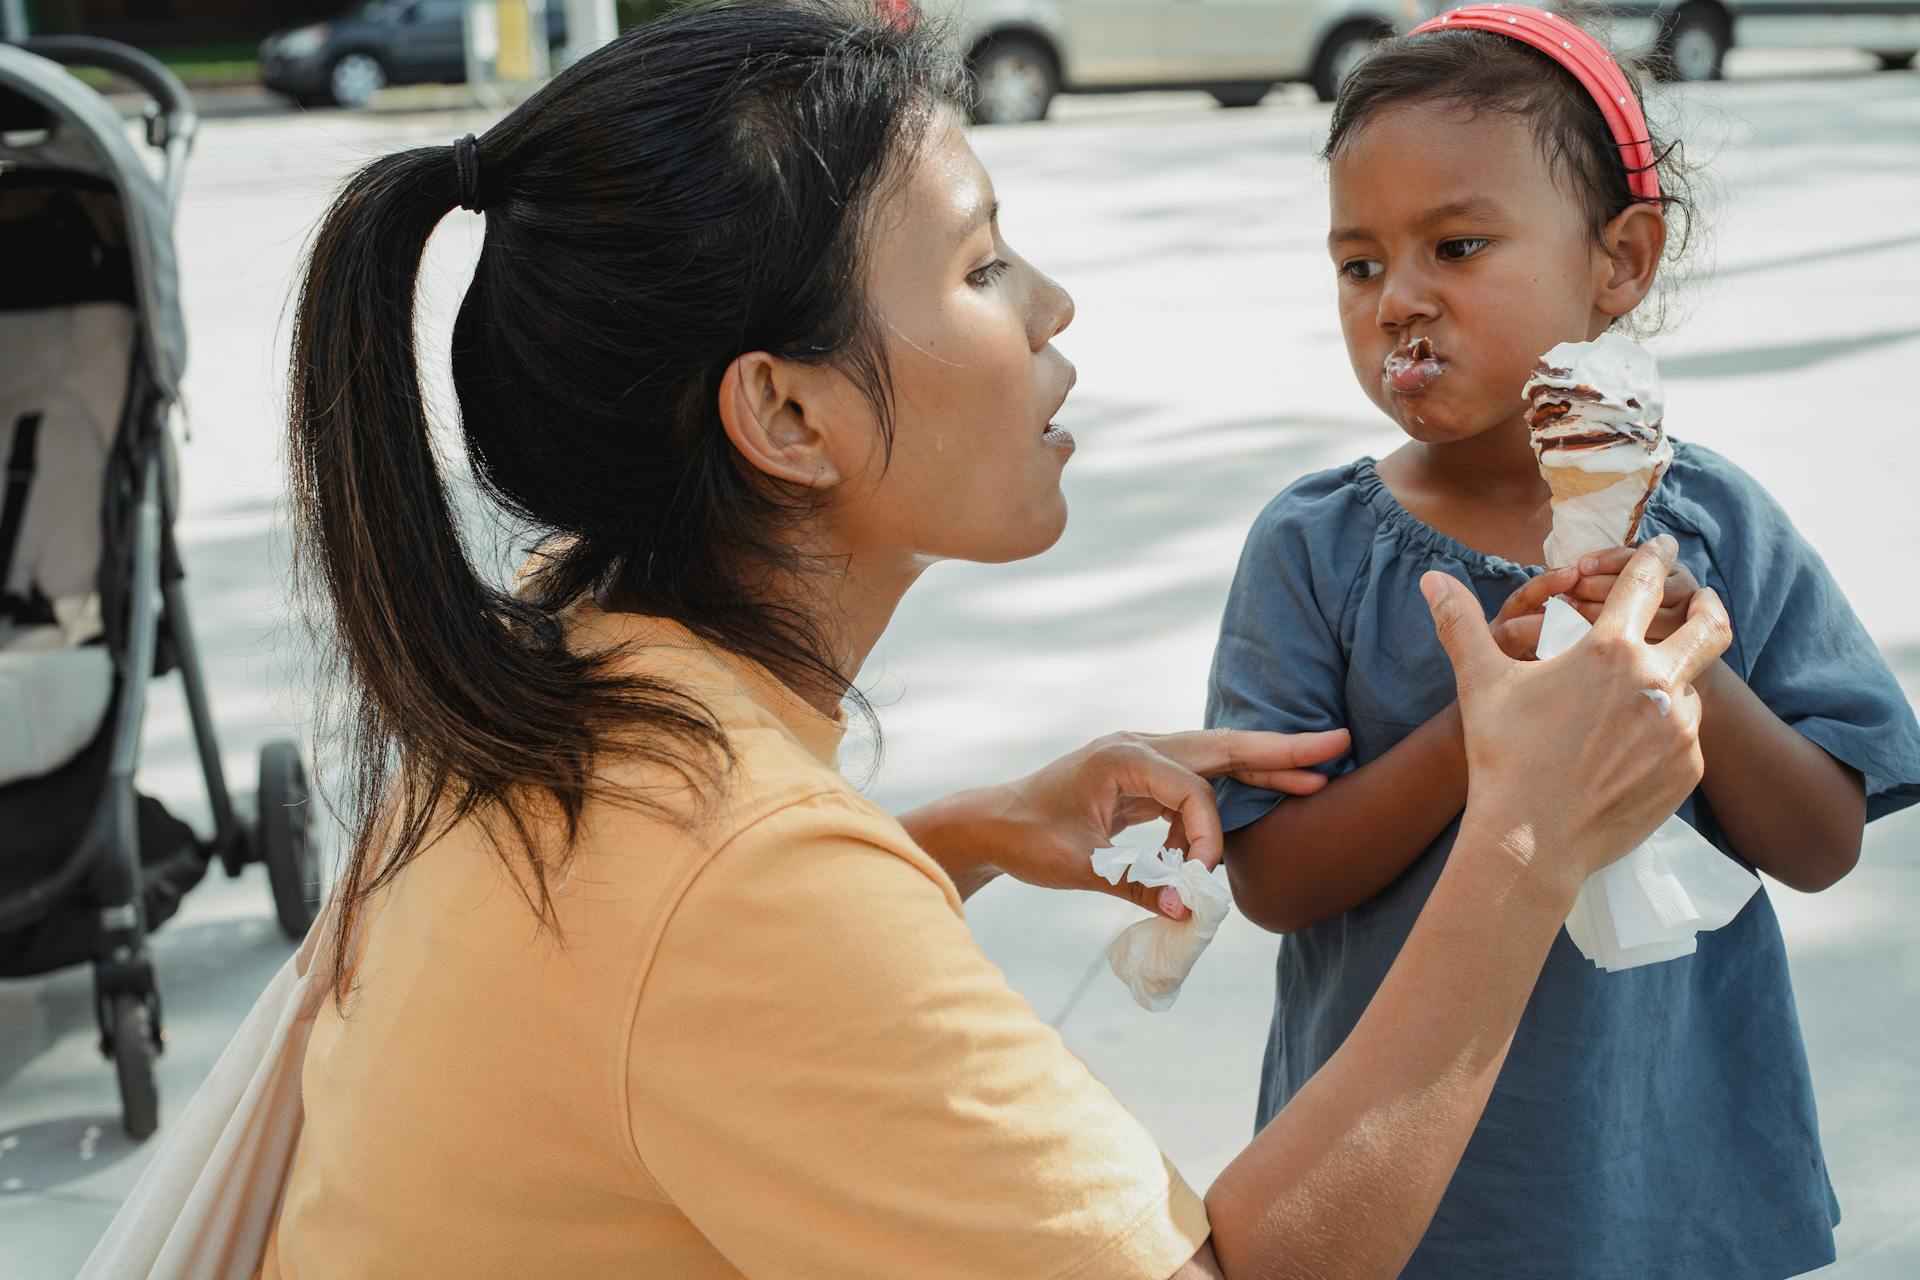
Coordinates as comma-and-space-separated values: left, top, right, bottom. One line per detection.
1580, 556, 1597, 574
1160, 889, 1187, 918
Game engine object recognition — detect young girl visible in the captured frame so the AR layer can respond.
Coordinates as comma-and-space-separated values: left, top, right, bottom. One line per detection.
1206, 8, 1920, 1278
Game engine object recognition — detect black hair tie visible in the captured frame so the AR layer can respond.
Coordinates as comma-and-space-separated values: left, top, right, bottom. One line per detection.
453, 133, 484, 213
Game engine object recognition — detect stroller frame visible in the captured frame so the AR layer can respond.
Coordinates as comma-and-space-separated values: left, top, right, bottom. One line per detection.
0, 36, 318, 1140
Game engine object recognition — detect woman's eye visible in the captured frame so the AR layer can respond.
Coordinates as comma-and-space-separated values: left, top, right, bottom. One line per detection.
1339, 258, 1383, 283
1438, 237, 1490, 262
968, 259, 1011, 288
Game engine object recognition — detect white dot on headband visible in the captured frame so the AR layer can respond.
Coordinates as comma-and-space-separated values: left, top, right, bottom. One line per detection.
1618, 95, 1627, 104
1563, 40, 1572, 47
1509, 15, 1518, 22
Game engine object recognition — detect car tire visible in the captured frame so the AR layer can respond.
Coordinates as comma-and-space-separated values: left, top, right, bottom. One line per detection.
1876, 51, 1916, 71
1210, 83, 1273, 109
970, 36, 1058, 125
1655, 4, 1729, 83
1311, 23, 1387, 103
326, 50, 388, 110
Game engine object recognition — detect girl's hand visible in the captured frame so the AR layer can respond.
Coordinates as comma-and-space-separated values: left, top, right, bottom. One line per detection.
909, 729, 1350, 919
1490, 565, 1581, 660
1566, 545, 1701, 642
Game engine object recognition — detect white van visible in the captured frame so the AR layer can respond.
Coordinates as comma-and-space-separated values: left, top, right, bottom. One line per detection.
936, 0, 1412, 122
1609, 0, 1919, 81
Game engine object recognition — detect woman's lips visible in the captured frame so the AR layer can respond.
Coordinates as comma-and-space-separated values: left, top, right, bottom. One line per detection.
1383, 336, 1446, 395
1043, 365, 1078, 451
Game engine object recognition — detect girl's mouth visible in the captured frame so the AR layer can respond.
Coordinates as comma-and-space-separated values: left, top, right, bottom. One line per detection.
1383, 336, 1446, 396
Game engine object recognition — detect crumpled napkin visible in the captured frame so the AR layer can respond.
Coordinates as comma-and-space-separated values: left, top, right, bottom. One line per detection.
1536, 595, 1760, 971
1089, 846, 1233, 1011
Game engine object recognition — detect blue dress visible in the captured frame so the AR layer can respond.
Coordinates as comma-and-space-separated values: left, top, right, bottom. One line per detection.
1206, 443, 1920, 1280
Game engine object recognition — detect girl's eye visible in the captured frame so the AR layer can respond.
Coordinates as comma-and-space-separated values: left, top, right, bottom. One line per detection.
1339, 258, 1383, 283
968, 259, 1011, 288
1438, 237, 1490, 262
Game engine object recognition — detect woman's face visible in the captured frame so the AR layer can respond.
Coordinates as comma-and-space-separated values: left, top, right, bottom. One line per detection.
812, 112, 1079, 567
1326, 102, 1618, 446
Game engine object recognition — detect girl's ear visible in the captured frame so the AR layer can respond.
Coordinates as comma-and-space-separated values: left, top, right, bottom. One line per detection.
718, 353, 843, 491
1595, 203, 1667, 321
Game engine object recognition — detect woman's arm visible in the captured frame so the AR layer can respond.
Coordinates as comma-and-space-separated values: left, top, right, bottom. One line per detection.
1224, 706, 1465, 933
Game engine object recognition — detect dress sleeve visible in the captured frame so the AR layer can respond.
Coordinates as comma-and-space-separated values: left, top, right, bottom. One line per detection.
1205, 479, 1362, 833
1681, 447, 1920, 822
625, 792, 1211, 1280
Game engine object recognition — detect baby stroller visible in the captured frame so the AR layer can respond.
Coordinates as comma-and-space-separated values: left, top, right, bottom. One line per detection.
0, 37, 319, 1140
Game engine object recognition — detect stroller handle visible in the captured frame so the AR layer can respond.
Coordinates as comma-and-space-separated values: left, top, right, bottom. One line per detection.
20, 35, 198, 150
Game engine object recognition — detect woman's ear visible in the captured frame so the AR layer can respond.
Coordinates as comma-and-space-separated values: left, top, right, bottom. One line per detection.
1594, 202, 1667, 321
718, 353, 842, 490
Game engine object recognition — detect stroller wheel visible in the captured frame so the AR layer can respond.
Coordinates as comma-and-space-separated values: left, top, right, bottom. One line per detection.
110, 994, 161, 1141
259, 741, 320, 941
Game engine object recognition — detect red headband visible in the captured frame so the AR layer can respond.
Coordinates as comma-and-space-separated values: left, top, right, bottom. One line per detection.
1408, 3, 1662, 204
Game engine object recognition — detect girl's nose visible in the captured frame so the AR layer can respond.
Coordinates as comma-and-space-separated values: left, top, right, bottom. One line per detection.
1375, 265, 1438, 333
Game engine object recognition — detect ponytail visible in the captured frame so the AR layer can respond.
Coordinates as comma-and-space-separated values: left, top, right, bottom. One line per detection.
286, 4, 963, 993
288, 146, 726, 994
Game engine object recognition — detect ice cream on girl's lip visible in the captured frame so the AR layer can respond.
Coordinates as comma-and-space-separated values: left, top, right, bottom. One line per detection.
1383, 335, 1446, 395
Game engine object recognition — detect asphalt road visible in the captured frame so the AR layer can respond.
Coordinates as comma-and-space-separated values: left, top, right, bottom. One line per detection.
4, 53, 1917, 1277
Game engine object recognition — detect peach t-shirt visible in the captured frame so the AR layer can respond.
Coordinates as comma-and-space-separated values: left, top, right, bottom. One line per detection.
261, 611, 1209, 1279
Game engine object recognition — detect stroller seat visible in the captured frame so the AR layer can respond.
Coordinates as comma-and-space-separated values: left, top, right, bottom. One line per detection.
0, 301, 134, 787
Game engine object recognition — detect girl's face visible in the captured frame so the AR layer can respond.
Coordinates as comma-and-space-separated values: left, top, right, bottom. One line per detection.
755, 112, 1078, 571
1327, 101, 1641, 446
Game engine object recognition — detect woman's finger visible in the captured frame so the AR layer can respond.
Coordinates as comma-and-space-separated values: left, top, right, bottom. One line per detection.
1150, 727, 1351, 780
1576, 546, 1636, 577
1229, 767, 1331, 795
1654, 587, 1733, 687
1589, 536, 1677, 642
1495, 565, 1578, 621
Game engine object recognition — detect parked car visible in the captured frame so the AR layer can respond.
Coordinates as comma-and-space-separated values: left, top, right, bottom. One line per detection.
1604, 0, 1917, 81
934, 0, 1407, 123
260, 0, 568, 108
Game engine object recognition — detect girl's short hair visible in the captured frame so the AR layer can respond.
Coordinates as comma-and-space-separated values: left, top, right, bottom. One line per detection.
1324, 15, 1700, 332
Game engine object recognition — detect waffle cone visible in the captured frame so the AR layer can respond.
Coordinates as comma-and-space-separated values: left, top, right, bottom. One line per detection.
1541, 463, 1655, 502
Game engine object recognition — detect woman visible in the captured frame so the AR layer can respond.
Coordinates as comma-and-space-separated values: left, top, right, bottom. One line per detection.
266, 4, 1729, 1277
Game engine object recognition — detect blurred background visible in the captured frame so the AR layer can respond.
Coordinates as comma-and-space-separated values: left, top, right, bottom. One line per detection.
1, 0, 1916, 1275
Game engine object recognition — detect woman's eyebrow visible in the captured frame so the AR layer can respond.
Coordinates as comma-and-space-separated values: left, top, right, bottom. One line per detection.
954, 197, 1000, 247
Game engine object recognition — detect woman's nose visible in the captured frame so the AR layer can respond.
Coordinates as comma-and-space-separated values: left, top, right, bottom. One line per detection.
1032, 272, 1074, 348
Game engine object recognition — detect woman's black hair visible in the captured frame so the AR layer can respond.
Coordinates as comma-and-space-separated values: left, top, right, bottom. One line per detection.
288, 0, 966, 988
1323, 11, 1699, 332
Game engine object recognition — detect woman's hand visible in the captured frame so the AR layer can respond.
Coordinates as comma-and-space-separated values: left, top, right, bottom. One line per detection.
1564, 544, 1702, 642
900, 729, 1350, 919
1421, 535, 1732, 891
1490, 564, 1581, 660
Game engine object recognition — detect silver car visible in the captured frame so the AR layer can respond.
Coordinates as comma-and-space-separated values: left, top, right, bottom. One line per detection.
938, 0, 1414, 122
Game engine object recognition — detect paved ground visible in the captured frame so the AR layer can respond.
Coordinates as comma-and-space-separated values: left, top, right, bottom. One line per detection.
4, 53, 1918, 1277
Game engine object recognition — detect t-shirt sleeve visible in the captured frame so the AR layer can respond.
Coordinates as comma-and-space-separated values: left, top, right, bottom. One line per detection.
1205, 478, 1362, 833
1679, 446, 1920, 822
625, 792, 1211, 1280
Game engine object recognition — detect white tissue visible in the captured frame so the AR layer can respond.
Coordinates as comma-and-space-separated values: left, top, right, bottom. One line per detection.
1535, 596, 1760, 971
1089, 847, 1233, 1011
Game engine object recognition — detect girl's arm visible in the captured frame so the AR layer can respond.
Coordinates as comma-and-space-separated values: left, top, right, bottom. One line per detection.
1225, 565, 1578, 934
1569, 551, 1866, 891
1692, 663, 1864, 891
1225, 707, 1467, 933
